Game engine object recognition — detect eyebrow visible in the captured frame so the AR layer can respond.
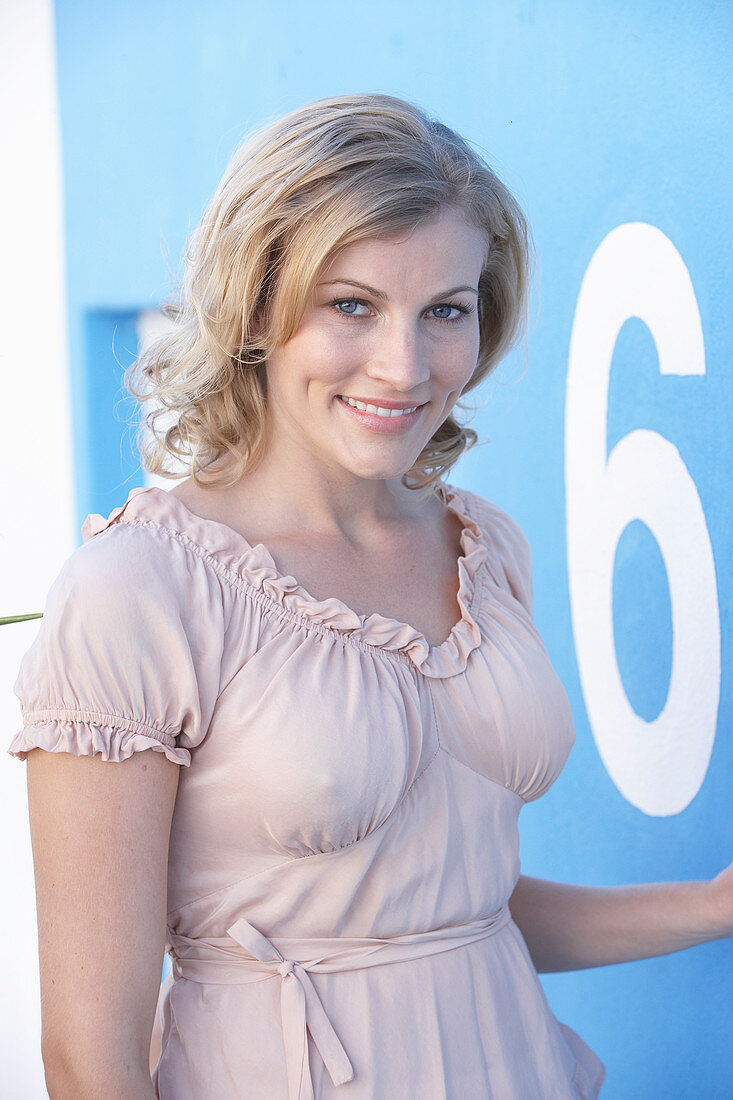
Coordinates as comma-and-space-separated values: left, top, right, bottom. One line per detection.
317, 278, 479, 301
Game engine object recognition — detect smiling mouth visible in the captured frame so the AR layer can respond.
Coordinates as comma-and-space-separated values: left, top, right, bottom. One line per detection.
337, 395, 425, 418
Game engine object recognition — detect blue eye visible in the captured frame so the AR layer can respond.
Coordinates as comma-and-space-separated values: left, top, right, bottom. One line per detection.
430, 304, 469, 323
329, 298, 473, 325
331, 298, 368, 317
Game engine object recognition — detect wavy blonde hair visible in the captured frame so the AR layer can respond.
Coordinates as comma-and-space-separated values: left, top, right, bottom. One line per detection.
125, 92, 533, 493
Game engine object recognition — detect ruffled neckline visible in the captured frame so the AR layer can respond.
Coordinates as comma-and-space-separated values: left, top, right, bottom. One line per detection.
81, 480, 488, 679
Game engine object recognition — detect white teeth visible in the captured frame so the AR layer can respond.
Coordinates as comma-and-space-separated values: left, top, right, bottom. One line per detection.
341, 396, 418, 417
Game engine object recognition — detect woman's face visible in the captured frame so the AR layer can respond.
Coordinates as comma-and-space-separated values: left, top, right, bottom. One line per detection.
262, 205, 487, 485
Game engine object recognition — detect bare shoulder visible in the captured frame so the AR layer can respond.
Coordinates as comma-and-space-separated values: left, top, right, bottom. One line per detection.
168, 469, 300, 554
167, 470, 252, 529
168, 473, 217, 509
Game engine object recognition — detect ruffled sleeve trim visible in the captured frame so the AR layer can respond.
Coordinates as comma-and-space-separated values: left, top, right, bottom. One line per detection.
8, 707, 191, 766
81, 481, 490, 679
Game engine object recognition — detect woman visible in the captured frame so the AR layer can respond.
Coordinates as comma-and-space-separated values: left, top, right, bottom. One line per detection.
9, 93, 731, 1099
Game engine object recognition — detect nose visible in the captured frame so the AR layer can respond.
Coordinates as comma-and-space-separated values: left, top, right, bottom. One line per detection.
364, 317, 431, 395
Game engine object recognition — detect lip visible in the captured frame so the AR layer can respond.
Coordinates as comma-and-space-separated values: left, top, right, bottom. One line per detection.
336, 394, 426, 434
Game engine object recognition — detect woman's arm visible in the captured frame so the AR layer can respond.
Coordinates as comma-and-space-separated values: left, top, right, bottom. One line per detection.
27, 745, 180, 1098
507, 864, 733, 973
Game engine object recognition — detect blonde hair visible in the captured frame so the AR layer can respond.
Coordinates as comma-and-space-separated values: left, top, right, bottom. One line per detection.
125, 92, 533, 492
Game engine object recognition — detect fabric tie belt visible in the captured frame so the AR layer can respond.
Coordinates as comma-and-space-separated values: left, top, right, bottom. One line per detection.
167, 905, 512, 1100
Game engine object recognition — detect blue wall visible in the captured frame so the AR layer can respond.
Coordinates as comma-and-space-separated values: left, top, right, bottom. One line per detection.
55, 2, 732, 1094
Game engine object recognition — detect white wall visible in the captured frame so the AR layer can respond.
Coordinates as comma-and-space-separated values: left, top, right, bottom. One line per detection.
0, 1, 73, 1094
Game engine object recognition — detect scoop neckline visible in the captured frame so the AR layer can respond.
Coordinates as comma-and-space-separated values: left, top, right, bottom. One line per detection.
81, 480, 489, 678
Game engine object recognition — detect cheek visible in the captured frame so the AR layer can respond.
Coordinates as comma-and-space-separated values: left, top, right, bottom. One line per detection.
300, 328, 366, 388
267, 331, 362, 400
438, 333, 480, 389
322, 340, 365, 386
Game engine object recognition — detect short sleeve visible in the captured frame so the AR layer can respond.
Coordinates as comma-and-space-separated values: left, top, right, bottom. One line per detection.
463, 490, 533, 617
7, 521, 224, 767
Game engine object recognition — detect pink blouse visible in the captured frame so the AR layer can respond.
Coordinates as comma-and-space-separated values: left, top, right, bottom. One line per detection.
8, 480, 605, 1099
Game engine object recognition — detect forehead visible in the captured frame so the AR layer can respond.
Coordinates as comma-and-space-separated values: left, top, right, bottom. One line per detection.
319, 208, 488, 283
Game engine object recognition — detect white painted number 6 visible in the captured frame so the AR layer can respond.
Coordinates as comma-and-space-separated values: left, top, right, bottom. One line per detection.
565, 223, 720, 816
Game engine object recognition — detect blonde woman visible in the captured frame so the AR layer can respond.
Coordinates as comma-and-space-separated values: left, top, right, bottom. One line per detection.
9, 93, 731, 1099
